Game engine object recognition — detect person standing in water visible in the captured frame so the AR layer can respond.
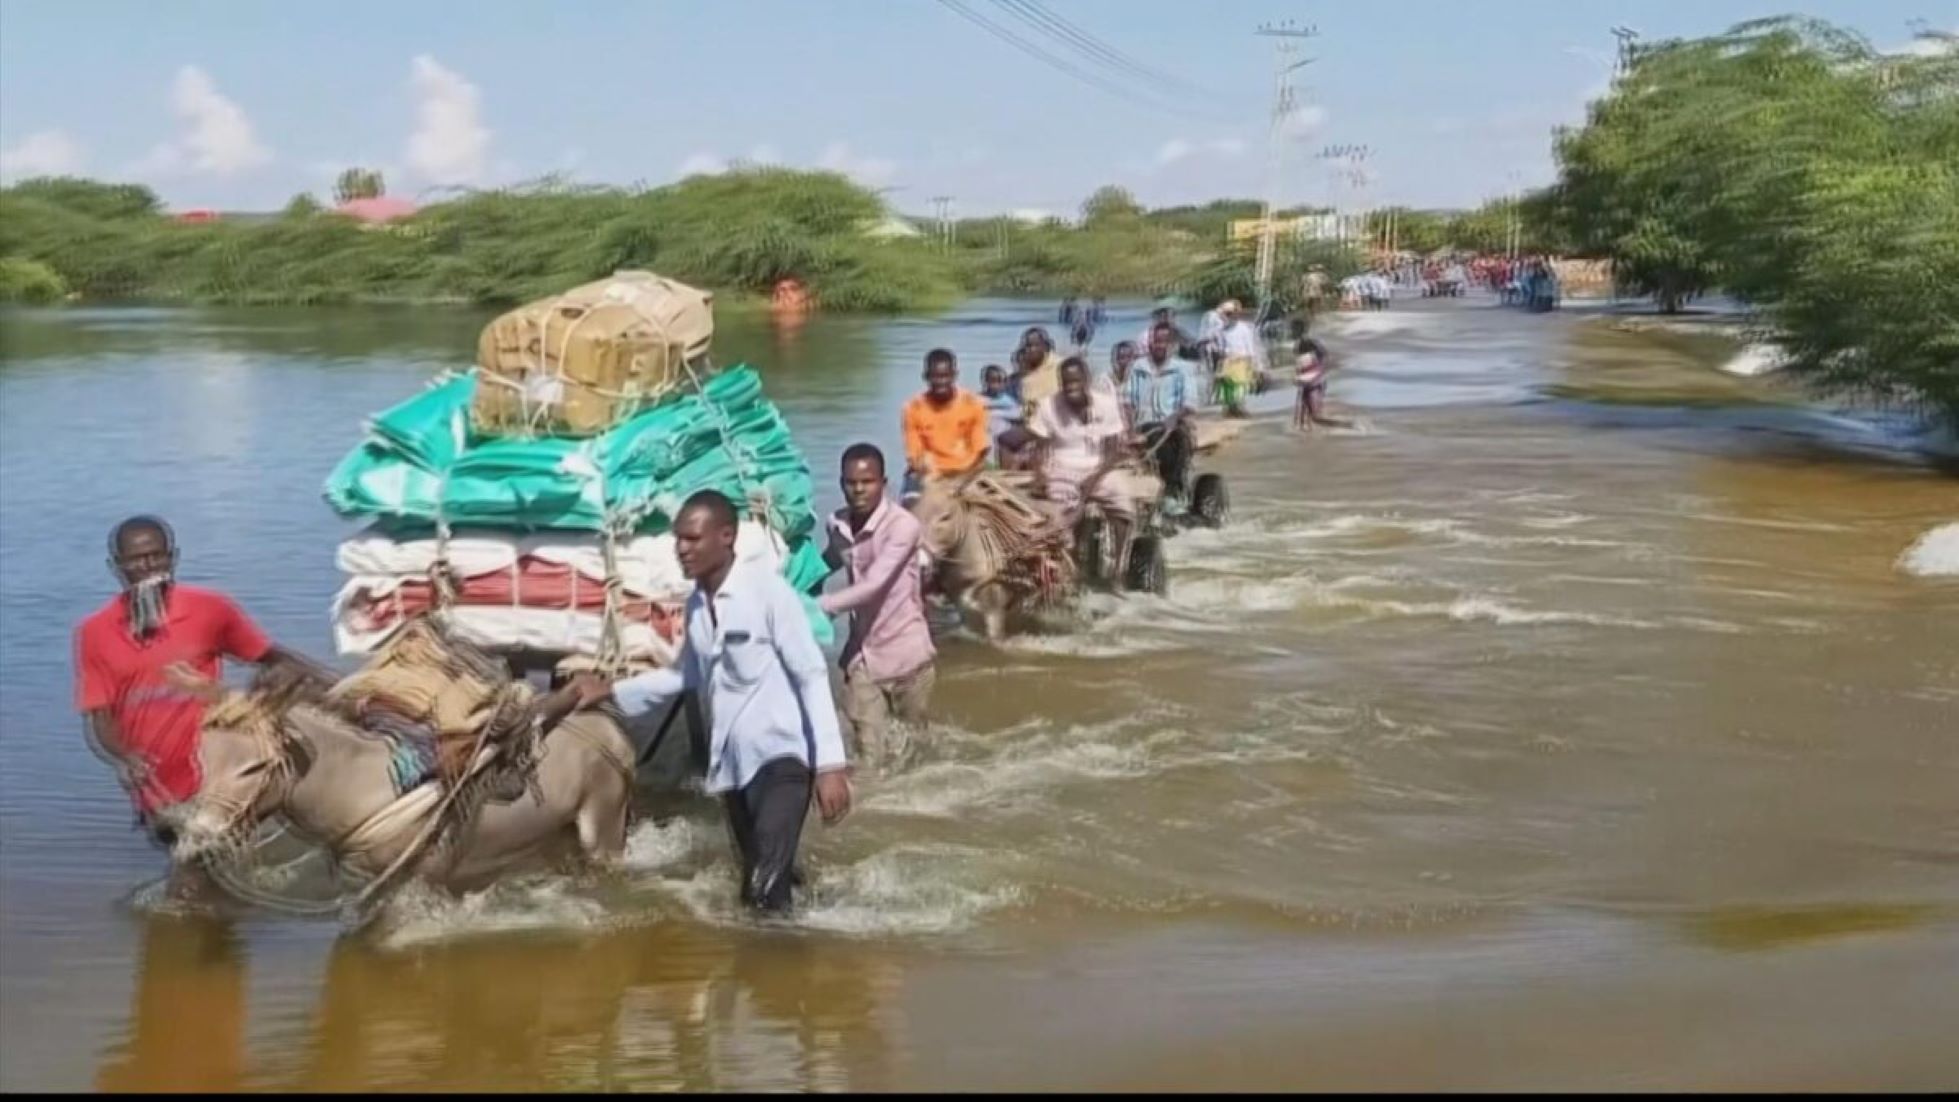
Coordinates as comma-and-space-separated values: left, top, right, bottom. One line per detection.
819, 444, 935, 777
1059, 295, 1102, 351
565, 491, 851, 915
1215, 301, 1265, 418
1292, 332, 1353, 433
73, 516, 311, 887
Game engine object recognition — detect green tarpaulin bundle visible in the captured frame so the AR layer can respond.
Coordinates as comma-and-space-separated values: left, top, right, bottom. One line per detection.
323, 364, 833, 642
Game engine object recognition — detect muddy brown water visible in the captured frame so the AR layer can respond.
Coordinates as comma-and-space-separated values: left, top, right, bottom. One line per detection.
1, 297, 1954, 1091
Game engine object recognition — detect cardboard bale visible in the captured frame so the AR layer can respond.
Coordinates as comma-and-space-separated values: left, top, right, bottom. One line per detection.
473, 271, 714, 436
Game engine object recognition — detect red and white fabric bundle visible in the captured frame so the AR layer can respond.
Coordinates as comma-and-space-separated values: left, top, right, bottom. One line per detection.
332, 523, 788, 665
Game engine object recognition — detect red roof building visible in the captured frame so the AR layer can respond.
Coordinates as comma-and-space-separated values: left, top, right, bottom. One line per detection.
333, 196, 418, 224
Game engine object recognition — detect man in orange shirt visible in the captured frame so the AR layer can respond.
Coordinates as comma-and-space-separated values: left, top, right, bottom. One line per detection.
900, 348, 989, 500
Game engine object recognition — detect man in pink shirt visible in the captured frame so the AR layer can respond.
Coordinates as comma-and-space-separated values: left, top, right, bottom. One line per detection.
819, 443, 935, 775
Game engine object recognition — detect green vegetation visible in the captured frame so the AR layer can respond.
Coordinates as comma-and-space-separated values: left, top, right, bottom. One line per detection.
0, 257, 66, 303
1184, 238, 1363, 319
0, 169, 966, 310
1544, 18, 1959, 426
1, 170, 1383, 314
333, 168, 384, 204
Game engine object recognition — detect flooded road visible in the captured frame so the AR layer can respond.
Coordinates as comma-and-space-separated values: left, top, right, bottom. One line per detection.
2, 296, 1954, 1090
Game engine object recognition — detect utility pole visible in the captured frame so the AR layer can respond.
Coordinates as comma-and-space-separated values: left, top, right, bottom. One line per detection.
1253, 20, 1317, 312
1611, 26, 1639, 76
929, 195, 954, 253
1504, 169, 1523, 260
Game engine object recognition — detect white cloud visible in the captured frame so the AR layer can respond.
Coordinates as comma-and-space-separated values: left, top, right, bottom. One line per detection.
126, 142, 185, 177
677, 151, 727, 177
1156, 138, 1195, 166
406, 55, 490, 186
0, 129, 83, 178
1157, 137, 1244, 168
1280, 104, 1327, 140
816, 142, 897, 187
1009, 207, 1059, 224
168, 66, 271, 173
674, 143, 893, 185
1563, 45, 1615, 70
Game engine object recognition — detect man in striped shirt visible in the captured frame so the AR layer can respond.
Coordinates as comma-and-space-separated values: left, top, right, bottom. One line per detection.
1130, 322, 1195, 501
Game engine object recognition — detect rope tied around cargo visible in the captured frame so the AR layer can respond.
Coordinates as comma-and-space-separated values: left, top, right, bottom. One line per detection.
678, 360, 783, 540
594, 519, 628, 677
429, 504, 458, 613
426, 403, 465, 612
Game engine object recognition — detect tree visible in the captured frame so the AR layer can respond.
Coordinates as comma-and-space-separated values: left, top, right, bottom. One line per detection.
1549, 16, 1959, 425
3, 177, 159, 220
334, 168, 385, 204
283, 192, 324, 219
1080, 185, 1143, 226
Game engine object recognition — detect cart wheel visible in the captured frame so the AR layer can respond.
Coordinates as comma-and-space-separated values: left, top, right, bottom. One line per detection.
1191, 474, 1230, 529
1125, 535, 1168, 596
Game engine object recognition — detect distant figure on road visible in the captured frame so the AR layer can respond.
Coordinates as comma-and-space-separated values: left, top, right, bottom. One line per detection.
1061, 296, 1106, 351
1293, 333, 1353, 433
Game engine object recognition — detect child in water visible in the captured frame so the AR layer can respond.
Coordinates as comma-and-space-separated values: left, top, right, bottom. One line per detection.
1293, 334, 1353, 432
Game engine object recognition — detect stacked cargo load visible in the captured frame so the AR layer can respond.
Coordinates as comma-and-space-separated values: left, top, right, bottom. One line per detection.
321, 272, 831, 673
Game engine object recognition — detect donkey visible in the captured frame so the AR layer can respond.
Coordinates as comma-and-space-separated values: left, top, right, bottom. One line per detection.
173, 700, 635, 897
909, 474, 1076, 642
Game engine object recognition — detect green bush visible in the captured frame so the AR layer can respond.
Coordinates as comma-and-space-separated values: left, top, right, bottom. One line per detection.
0, 256, 67, 303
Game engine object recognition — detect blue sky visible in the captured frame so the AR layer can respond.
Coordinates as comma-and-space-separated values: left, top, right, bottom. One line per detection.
1, 0, 1948, 217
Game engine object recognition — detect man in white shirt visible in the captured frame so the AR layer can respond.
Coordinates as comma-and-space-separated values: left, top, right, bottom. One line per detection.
1196, 298, 1237, 408
1216, 301, 1266, 418
559, 490, 851, 915
1030, 358, 1134, 578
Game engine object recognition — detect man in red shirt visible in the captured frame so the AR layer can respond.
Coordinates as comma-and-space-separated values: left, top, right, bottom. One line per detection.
74, 516, 304, 855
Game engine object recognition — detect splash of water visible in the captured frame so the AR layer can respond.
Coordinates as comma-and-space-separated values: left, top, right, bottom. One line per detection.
375, 878, 612, 949
1898, 522, 1959, 577
1719, 343, 1786, 377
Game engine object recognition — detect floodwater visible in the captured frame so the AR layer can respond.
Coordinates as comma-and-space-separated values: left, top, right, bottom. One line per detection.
1, 296, 1954, 1092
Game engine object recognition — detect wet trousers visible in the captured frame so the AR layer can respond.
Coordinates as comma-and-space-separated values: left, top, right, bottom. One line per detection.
722, 756, 812, 914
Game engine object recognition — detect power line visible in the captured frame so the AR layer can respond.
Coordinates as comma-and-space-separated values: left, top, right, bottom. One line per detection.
1316, 144, 1371, 249
992, 0, 1220, 101
935, 0, 1197, 117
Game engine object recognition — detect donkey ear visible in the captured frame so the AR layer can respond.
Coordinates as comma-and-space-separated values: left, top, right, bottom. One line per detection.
285, 731, 315, 779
